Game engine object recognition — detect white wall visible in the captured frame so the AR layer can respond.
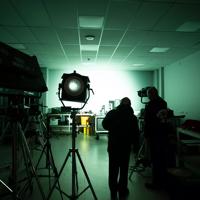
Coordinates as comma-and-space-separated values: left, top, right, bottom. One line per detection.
40, 67, 48, 113
164, 51, 200, 120
47, 69, 153, 114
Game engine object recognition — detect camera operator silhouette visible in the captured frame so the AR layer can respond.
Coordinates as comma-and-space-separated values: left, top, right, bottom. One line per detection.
102, 97, 139, 200
144, 87, 170, 189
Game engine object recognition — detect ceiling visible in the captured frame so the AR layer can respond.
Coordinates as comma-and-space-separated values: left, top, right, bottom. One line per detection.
1, 0, 200, 71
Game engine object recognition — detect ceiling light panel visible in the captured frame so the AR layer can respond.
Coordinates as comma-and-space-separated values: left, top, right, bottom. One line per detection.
79, 16, 104, 28
8, 43, 26, 50
80, 45, 99, 51
150, 47, 170, 53
176, 21, 200, 32
81, 50, 97, 57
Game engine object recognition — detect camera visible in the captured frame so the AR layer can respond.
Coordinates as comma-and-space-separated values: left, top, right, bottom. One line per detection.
137, 87, 151, 97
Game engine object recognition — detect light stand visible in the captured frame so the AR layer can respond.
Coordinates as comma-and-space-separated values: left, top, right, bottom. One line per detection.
46, 108, 97, 200
34, 114, 63, 199
0, 179, 20, 200
1, 105, 46, 200
129, 88, 150, 180
46, 71, 97, 200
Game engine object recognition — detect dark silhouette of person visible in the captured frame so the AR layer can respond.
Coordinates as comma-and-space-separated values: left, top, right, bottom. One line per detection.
143, 87, 168, 189
102, 97, 139, 200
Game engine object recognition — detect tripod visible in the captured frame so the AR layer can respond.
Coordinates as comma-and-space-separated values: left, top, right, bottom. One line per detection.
0, 178, 20, 199
35, 114, 63, 199
46, 109, 98, 200
2, 107, 46, 200
129, 139, 146, 180
129, 118, 150, 181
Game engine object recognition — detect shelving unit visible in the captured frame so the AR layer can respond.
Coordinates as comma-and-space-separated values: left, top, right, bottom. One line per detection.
48, 113, 72, 134
48, 113, 95, 135
176, 127, 200, 175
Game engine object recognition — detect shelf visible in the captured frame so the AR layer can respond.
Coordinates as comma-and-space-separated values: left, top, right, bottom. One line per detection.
176, 127, 200, 173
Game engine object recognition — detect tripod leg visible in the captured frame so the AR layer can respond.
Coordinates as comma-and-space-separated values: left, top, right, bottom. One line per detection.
11, 122, 18, 200
73, 154, 79, 193
0, 121, 10, 141
18, 123, 46, 200
35, 142, 46, 170
19, 137, 34, 196
0, 179, 21, 200
47, 142, 64, 200
46, 150, 72, 200
76, 150, 98, 200
129, 139, 145, 180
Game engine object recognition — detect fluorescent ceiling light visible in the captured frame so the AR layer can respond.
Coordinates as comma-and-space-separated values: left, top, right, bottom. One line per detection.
79, 16, 104, 28
80, 45, 99, 51
150, 47, 169, 53
82, 62, 96, 66
9, 43, 26, 50
132, 63, 144, 67
176, 21, 200, 32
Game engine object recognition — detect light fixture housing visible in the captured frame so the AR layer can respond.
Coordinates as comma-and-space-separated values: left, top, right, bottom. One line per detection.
59, 71, 90, 103
85, 35, 95, 41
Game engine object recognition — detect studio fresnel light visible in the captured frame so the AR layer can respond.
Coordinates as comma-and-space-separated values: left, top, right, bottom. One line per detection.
59, 70, 90, 103
53, 71, 97, 200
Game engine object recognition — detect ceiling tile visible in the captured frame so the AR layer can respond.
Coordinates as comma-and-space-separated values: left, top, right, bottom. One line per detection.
113, 46, 133, 57
105, 1, 139, 30
120, 30, 146, 46
77, 0, 108, 16
1, 0, 200, 71
154, 3, 200, 31
100, 30, 124, 45
0, 0, 25, 26
6, 27, 38, 43
0, 27, 19, 43
12, 0, 51, 26
63, 45, 80, 56
129, 2, 172, 30
31, 27, 59, 44
98, 45, 116, 56
57, 28, 79, 45
45, 0, 78, 28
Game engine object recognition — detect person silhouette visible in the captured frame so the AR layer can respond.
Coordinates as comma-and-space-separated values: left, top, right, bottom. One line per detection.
102, 97, 139, 200
143, 87, 168, 189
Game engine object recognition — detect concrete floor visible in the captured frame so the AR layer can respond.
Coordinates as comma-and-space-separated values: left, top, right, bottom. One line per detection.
0, 131, 171, 200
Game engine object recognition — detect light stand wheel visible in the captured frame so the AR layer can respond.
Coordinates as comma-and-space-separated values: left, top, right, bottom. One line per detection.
46, 109, 98, 200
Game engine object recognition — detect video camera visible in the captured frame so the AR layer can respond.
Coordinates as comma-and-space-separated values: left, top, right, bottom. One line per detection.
137, 87, 151, 98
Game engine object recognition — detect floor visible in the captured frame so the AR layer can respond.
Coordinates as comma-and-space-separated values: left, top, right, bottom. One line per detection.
0, 130, 172, 200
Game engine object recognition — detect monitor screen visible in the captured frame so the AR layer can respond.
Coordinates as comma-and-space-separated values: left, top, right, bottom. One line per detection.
95, 115, 108, 133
